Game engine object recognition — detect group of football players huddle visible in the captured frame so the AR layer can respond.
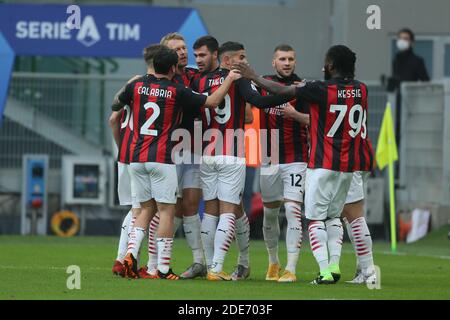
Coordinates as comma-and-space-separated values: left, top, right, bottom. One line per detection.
109, 32, 377, 285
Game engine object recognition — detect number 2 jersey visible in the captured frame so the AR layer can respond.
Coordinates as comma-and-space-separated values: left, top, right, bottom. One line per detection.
296, 78, 374, 172
191, 68, 292, 157
117, 74, 207, 164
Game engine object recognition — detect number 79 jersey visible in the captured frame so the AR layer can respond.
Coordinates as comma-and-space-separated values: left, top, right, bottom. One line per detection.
296, 78, 374, 172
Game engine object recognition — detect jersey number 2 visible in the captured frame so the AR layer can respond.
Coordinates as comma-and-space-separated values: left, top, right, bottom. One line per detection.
140, 102, 160, 136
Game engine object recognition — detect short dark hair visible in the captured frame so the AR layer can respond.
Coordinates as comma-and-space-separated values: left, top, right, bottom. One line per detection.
153, 46, 178, 74
193, 35, 219, 53
326, 45, 356, 78
398, 28, 415, 42
218, 41, 245, 57
274, 44, 295, 53
143, 44, 165, 67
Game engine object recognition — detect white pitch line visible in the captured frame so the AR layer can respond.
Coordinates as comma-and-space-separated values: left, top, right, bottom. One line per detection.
342, 248, 450, 260
0, 265, 106, 271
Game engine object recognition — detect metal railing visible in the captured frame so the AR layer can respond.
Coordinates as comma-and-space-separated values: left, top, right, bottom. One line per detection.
1, 72, 131, 168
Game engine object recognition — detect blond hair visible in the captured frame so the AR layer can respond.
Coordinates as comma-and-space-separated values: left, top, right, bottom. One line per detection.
160, 33, 185, 46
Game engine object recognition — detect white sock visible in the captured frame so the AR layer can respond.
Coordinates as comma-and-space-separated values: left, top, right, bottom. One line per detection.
183, 214, 205, 265
127, 216, 137, 238
147, 214, 160, 272
285, 202, 302, 273
326, 218, 343, 266
157, 237, 174, 274
201, 213, 219, 269
350, 217, 374, 272
127, 226, 146, 258
235, 214, 250, 268
343, 217, 360, 272
211, 213, 236, 273
263, 206, 280, 265
173, 216, 183, 235
117, 210, 132, 261
308, 221, 328, 272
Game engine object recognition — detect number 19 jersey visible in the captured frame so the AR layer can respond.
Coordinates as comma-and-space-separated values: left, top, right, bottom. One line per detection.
295, 78, 374, 172
192, 68, 246, 157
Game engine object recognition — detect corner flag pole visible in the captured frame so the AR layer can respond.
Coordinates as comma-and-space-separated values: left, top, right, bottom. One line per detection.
376, 102, 398, 253
388, 148, 397, 253
386, 103, 397, 252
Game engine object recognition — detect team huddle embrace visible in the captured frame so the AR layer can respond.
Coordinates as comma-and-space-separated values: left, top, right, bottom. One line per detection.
109, 32, 377, 285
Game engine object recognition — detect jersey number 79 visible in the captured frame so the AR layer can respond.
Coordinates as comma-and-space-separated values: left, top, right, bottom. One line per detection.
327, 104, 367, 139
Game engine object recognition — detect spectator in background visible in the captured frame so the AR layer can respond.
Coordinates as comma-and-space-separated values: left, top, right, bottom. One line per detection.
387, 28, 430, 174
388, 27, 430, 91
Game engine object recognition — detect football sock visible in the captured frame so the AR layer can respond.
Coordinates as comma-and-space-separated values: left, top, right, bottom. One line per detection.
147, 214, 160, 272
326, 218, 343, 266
117, 210, 132, 261
127, 226, 146, 258
183, 214, 205, 265
263, 206, 280, 265
157, 237, 174, 274
350, 217, 374, 272
201, 213, 219, 269
127, 215, 137, 238
211, 213, 236, 273
235, 214, 250, 268
308, 221, 329, 272
285, 202, 302, 273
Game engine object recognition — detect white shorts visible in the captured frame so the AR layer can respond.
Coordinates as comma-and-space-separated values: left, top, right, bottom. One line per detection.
345, 171, 370, 204
176, 163, 201, 197
200, 156, 246, 205
260, 162, 307, 203
117, 162, 140, 208
305, 168, 353, 221
129, 162, 178, 204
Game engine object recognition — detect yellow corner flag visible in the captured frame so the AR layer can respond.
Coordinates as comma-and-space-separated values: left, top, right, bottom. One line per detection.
376, 103, 398, 169
376, 102, 398, 252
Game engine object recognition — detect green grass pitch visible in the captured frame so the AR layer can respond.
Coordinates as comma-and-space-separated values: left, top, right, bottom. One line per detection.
1, 226, 449, 300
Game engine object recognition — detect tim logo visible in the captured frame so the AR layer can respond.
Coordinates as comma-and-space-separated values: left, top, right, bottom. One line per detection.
67, 6, 100, 47
64, 5, 140, 47
76, 16, 100, 47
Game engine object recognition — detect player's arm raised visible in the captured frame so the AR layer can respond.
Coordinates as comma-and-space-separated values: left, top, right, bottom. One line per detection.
203, 70, 241, 108
238, 77, 293, 109
233, 62, 296, 97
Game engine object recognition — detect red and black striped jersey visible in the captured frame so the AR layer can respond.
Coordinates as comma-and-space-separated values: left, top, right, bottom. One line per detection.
173, 66, 199, 87
118, 74, 207, 164
173, 67, 202, 135
117, 104, 134, 164
260, 74, 309, 164
192, 68, 291, 157
295, 78, 374, 172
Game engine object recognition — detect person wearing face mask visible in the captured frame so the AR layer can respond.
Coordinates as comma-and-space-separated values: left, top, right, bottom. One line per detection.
388, 28, 429, 91
388, 28, 429, 169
